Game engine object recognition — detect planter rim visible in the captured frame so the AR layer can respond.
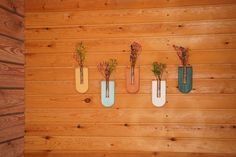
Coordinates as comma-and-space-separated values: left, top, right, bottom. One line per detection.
75, 66, 88, 68
178, 65, 192, 68
126, 66, 140, 68
152, 80, 166, 82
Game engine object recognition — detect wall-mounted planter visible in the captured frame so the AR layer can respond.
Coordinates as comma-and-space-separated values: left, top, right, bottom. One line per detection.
101, 80, 115, 107
178, 66, 192, 93
75, 67, 88, 93
126, 67, 140, 93
152, 80, 166, 107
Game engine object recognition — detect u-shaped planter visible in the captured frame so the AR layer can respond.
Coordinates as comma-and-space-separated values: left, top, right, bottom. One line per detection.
75, 67, 88, 93
178, 66, 192, 93
101, 80, 115, 107
126, 67, 140, 93
152, 80, 166, 107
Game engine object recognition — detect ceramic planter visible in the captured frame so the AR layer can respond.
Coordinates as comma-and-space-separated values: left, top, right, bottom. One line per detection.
101, 80, 115, 107
152, 80, 166, 107
178, 66, 192, 93
126, 66, 140, 93
75, 67, 88, 93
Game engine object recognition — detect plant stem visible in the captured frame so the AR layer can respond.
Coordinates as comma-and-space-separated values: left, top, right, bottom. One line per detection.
106, 79, 109, 98
183, 66, 187, 84
131, 66, 135, 85
80, 66, 84, 84
157, 79, 161, 98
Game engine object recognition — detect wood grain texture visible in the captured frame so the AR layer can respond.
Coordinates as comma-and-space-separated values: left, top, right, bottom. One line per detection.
25, 20, 236, 40
24, 51, 236, 68
0, 35, 24, 64
0, 114, 24, 130
25, 79, 236, 95
0, 0, 24, 16
25, 0, 236, 156
25, 35, 236, 53
24, 151, 236, 157
25, 109, 236, 124
25, 136, 236, 153
0, 0, 24, 156
0, 124, 24, 143
0, 62, 24, 88
0, 90, 24, 108
25, 64, 236, 81
25, 5, 236, 27
25, 0, 236, 12
25, 123, 236, 139
0, 8, 24, 40
0, 138, 24, 157
25, 94, 236, 109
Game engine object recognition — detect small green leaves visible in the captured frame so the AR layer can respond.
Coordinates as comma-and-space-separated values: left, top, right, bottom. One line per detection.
152, 62, 166, 80
108, 59, 118, 74
75, 42, 86, 67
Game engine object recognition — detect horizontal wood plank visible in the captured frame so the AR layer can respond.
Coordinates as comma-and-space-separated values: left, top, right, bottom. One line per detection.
0, 114, 24, 130
0, 89, 24, 106
0, 89, 24, 115
0, 8, 24, 40
25, 109, 236, 124
25, 0, 236, 12
24, 151, 236, 157
25, 94, 236, 109
25, 5, 236, 27
0, 124, 24, 143
25, 35, 236, 53
25, 20, 236, 40
25, 123, 236, 139
0, 62, 24, 88
25, 136, 236, 153
0, 35, 24, 64
0, 138, 24, 157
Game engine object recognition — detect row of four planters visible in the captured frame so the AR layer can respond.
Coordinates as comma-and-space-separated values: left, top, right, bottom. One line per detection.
75, 42, 192, 108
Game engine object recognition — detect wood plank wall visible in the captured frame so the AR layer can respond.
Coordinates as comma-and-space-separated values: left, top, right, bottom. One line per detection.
0, 0, 24, 156
24, 0, 236, 156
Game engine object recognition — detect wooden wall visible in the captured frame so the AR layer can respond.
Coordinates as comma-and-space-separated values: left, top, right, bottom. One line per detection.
0, 0, 24, 156
24, 0, 236, 156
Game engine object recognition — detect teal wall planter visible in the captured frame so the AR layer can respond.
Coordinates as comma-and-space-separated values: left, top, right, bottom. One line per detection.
178, 66, 192, 93
101, 80, 115, 107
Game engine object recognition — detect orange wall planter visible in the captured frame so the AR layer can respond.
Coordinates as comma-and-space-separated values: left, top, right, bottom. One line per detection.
126, 66, 140, 93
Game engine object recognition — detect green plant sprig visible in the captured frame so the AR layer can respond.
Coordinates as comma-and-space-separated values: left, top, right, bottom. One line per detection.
74, 42, 86, 68
152, 62, 167, 81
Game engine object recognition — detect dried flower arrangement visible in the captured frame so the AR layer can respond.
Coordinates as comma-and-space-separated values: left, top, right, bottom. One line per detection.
173, 45, 189, 83
74, 42, 86, 84
152, 62, 166, 97
97, 59, 118, 97
130, 42, 142, 84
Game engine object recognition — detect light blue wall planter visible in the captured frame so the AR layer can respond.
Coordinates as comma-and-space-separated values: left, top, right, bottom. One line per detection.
101, 80, 115, 107
178, 66, 192, 93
